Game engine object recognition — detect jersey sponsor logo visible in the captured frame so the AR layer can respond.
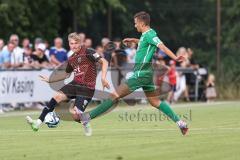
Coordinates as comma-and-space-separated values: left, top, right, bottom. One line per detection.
74, 67, 84, 76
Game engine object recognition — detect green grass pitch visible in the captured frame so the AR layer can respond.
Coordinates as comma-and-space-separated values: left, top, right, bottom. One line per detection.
0, 101, 240, 160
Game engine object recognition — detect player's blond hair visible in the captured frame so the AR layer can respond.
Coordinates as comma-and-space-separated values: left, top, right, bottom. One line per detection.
68, 32, 81, 42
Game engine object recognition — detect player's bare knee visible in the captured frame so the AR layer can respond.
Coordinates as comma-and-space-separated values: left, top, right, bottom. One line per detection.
149, 100, 160, 108
71, 107, 80, 122
109, 93, 120, 102
53, 93, 65, 103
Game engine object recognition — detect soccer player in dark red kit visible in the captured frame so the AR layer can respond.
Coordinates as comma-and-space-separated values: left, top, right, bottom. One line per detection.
26, 32, 110, 136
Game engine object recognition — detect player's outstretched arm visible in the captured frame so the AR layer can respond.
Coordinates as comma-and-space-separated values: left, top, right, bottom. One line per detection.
157, 43, 186, 62
123, 38, 139, 45
98, 58, 110, 90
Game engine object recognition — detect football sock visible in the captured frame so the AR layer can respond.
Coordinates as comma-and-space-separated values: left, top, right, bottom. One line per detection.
176, 120, 186, 128
158, 101, 180, 123
36, 119, 42, 127
89, 99, 114, 119
39, 98, 57, 122
77, 105, 85, 112
75, 97, 90, 112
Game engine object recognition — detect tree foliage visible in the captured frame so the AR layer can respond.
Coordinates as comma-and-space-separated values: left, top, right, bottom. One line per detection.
0, 0, 239, 68
0, 0, 60, 41
0, 0, 240, 98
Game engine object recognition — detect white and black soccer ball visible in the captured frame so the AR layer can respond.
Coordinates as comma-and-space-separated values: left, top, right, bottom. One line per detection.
44, 112, 60, 128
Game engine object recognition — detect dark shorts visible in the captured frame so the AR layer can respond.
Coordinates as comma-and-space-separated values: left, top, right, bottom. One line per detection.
170, 84, 177, 92
60, 81, 94, 99
59, 81, 95, 111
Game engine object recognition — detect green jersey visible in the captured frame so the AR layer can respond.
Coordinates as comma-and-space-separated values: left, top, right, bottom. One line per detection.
134, 28, 162, 77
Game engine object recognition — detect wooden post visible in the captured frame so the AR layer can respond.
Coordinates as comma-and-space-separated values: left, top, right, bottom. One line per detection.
107, 5, 112, 39
216, 0, 221, 75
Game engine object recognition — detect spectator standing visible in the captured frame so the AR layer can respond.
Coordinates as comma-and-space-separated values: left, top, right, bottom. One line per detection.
187, 48, 199, 69
101, 37, 110, 47
0, 41, 15, 68
22, 38, 31, 50
79, 32, 86, 44
22, 45, 34, 69
34, 38, 43, 51
114, 38, 127, 67
125, 42, 136, 64
95, 45, 104, 58
154, 49, 167, 65
174, 47, 190, 102
31, 43, 50, 68
85, 38, 92, 48
167, 60, 177, 103
206, 74, 217, 102
185, 48, 199, 88
44, 40, 50, 61
0, 39, 5, 52
49, 37, 67, 66
101, 38, 114, 66
3, 34, 24, 68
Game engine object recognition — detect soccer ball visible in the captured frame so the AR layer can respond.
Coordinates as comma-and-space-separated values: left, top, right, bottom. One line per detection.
44, 112, 60, 128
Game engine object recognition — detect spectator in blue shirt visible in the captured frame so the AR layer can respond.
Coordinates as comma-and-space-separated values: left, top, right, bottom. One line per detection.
0, 39, 4, 52
0, 41, 15, 68
49, 37, 67, 66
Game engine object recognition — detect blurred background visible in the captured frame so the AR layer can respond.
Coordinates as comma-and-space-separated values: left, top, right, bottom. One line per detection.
0, 0, 240, 113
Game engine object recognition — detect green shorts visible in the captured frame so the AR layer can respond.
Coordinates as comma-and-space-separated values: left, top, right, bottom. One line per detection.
125, 75, 156, 92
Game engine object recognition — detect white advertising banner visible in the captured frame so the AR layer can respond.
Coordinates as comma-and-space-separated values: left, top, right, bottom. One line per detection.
0, 70, 54, 103
0, 69, 118, 103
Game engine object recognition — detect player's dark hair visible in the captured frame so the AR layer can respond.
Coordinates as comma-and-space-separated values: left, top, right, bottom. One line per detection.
134, 11, 150, 26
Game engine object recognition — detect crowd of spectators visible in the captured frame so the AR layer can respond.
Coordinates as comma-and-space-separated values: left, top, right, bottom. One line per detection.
153, 46, 208, 103
0, 34, 68, 69
0, 33, 216, 113
0, 34, 137, 69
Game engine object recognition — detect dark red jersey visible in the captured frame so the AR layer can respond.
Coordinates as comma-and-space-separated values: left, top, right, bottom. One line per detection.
66, 46, 101, 89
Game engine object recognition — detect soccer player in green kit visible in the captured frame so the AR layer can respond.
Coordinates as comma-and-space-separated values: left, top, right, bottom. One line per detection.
75, 11, 188, 135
